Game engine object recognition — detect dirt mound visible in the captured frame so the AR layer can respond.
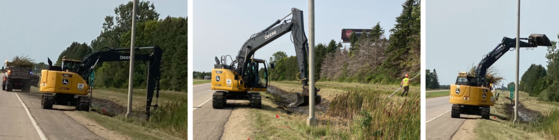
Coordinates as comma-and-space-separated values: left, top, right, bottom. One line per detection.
266, 86, 329, 115
502, 99, 542, 123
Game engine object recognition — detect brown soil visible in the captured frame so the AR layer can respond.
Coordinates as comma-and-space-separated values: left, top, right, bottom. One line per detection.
265, 86, 330, 115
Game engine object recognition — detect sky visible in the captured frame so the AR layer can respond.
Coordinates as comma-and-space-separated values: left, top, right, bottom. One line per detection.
0, 0, 187, 64
426, 0, 559, 86
193, 0, 408, 71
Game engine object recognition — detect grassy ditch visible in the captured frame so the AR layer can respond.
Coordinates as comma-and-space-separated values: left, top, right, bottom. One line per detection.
473, 90, 559, 139
251, 81, 420, 139
85, 88, 187, 139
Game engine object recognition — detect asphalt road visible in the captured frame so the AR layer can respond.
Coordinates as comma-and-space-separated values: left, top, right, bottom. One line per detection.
193, 83, 249, 140
0, 74, 102, 140
426, 96, 468, 140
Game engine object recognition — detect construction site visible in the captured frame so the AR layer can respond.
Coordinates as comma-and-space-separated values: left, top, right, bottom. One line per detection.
0, 0, 187, 139
192, 0, 420, 139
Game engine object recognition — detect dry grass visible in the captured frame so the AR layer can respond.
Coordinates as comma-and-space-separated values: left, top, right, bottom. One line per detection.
251, 81, 420, 139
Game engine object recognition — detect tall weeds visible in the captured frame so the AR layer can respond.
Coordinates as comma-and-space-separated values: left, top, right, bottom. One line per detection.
148, 98, 188, 139
328, 89, 420, 139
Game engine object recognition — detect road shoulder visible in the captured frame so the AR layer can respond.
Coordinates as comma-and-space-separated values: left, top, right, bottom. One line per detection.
221, 101, 256, 140
64, 111, 129, 140
451, 119, 477, 140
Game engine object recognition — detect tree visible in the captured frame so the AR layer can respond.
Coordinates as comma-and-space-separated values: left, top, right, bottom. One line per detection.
431, 69, 440, 89
326, 39, 338, 55
57, 1, 187, 91
381, 0, 420, 78
269, 51, 287, 64
426, 69, 432, 89
369, 22, 385, 42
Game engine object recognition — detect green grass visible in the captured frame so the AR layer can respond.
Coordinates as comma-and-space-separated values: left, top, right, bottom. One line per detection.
193, 80, 211, 85
472, 90, 559, 139
426, 91, 449, 98
78, 111, 183, 140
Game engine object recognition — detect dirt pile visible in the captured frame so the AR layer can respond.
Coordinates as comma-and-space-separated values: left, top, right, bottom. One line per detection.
265, 86, 329, 115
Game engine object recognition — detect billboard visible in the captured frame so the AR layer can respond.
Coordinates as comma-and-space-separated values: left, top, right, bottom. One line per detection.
341, 29, 373, 43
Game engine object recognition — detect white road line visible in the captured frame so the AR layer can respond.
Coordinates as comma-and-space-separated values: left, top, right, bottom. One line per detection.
426, 110, 451, 124
15, 92, 48, 140
193, 98, 212, 111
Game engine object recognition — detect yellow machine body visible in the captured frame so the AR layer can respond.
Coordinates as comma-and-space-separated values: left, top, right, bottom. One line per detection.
210, 68, 266, 92
449, 72, 495, 106
39, 70, 89, 95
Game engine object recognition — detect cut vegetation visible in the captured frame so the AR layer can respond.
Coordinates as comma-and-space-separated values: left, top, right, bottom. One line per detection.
244, 81, 420, 139
455, 90, 559, 140
82, 88, 187, 140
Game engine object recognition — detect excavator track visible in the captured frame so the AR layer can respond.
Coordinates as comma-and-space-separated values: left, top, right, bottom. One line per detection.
212, 91, 226, 109
249, 92, 261, 109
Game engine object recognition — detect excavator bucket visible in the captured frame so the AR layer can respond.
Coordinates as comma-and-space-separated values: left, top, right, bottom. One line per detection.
288, 86, 321, 107
528, 34, 552, 47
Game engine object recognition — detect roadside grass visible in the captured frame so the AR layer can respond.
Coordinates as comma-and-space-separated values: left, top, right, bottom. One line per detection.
78, 111, 182, 140
271, 81, 420, 101
251, 81, 420, 139
86, 88, 187, 139
193, 80, 211, 85
474, 90, 559, 140
426, 90, 448, 98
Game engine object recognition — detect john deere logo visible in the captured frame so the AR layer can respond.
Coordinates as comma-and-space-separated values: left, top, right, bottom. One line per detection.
483, 93, 487, 99
216, 75, 221, 82
455, 85, 460, 94
62, 79, 69, 85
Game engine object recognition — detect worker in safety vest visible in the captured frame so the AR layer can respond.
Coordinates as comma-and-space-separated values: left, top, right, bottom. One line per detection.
401, 74, 410, 97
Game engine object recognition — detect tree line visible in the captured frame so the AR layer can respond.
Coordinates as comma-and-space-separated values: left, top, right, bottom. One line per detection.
514, 38, 559, 101
516, 39, 558, 101
52, 1, 187, 91
267, 0, 420, 85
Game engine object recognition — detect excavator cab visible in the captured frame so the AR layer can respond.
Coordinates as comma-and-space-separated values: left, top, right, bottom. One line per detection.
61, 57, 83, 72
245, 58, 269, 89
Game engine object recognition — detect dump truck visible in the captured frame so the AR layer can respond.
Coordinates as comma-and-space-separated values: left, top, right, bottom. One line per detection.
2, 60, 33, 92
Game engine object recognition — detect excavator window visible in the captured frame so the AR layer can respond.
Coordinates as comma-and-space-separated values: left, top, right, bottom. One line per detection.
456, 77, 468, 85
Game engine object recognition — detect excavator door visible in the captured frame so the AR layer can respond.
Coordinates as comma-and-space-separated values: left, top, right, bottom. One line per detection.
246, 58, 268, 91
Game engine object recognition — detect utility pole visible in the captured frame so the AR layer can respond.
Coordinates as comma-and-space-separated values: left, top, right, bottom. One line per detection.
513, 0, 520, 124
126, 0, 137, 119
307, 0, 317, 126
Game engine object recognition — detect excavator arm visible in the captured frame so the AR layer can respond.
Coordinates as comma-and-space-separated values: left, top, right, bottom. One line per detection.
234, 8, 311, 87
48, 46, 163, 117
474, 34, 552, 86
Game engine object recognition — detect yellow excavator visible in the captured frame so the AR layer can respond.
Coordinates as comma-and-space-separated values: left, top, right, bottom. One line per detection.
450, 34, 552, 119
211, 8, 321, 109
39, 46, 163, 118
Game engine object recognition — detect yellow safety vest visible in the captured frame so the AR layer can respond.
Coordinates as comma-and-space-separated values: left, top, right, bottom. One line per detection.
402, 78, 409, 86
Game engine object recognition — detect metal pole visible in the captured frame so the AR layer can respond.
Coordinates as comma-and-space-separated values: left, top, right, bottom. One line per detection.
513, 0, 520, 124
126, 0, 137, 119
307, 0, 317, 126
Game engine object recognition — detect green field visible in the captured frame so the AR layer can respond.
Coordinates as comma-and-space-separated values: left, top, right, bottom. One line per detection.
426, 90, 449, 98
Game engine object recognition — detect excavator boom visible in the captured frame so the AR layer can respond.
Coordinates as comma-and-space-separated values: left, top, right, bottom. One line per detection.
474, 34, 551, 86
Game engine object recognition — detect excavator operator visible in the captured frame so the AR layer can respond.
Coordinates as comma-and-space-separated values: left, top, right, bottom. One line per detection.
400, 74, 410, 97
